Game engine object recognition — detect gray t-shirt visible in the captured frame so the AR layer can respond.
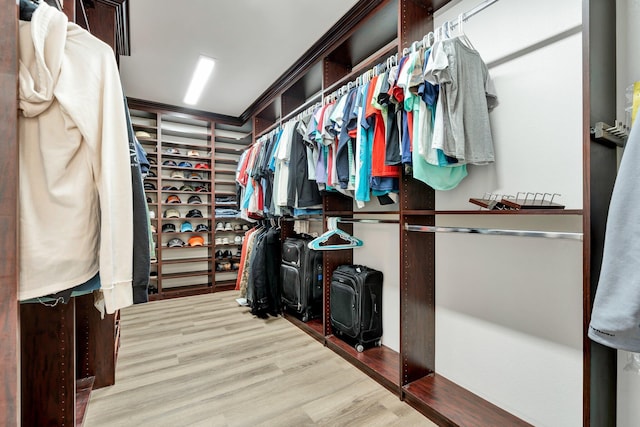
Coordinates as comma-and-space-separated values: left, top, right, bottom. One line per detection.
424, 37, 498, 164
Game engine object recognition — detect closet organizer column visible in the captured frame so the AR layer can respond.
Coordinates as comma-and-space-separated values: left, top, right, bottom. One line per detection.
0, 2, 20, 425
397, 0, 436, 392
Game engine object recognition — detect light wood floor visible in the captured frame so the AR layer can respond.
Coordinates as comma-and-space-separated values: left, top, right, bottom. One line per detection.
85, 290, 436, 427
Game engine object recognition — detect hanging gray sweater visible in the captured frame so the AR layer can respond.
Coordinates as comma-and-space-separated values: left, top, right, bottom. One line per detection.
589, 122, 640, 351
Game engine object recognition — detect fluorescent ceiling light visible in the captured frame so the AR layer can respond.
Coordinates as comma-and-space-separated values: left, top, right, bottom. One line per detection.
183, 55, 215, 105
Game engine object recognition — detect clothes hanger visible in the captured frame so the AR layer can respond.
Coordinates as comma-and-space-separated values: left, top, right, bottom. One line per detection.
454, 13, 475, 50
308, 217, 364, 251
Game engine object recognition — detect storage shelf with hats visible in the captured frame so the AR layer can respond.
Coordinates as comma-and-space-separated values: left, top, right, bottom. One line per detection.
129, 100, 252, 299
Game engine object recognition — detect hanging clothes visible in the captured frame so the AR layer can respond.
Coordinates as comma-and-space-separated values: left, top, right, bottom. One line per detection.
424, 36, 498, 164
18, 2, 133, 314
589, 123, 640, 352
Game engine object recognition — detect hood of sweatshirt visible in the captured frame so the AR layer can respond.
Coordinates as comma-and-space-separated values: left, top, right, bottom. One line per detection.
19, 2, 68, 118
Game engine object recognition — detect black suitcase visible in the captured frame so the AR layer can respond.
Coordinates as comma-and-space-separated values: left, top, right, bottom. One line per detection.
280, 237, 323, 322
330, 264, 383, 352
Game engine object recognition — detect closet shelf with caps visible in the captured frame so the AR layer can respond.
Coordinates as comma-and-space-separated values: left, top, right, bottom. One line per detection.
130, 100, 251, 299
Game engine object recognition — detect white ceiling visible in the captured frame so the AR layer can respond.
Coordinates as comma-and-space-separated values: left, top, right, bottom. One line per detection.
119, 0, 359, 119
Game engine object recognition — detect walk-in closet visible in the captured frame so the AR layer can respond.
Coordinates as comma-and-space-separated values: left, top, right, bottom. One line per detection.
3, 0, 640, 426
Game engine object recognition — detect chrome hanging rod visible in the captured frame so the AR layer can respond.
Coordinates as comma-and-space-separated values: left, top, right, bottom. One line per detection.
405, 224, 583, 241
448, 0, 500, 30
336, 218, 399, 225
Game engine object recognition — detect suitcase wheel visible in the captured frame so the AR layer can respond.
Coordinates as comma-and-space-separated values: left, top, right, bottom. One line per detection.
302, 312, 309, 322
355, 343, 364, 353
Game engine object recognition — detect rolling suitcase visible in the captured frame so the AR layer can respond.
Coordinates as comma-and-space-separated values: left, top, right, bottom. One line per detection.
280, 237, 323, 322
330, 264, 383, 352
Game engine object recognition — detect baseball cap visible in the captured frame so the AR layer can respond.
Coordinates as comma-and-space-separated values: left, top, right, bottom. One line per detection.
187, 150, 201, 157
149, 210, 156, 219
147, 170, 157, 177
166, 195, 182, 204
188, 236, 205, 247
148, 158, 157, 165
181, 221, 193, 232
135, 130, 152, 139
171, 170, 186, 179
195, 224, 209, 232
186, 209, 203, 218
188, 172, 203, 180
150, 224, 157, 233
144, 182, 156, 190
162, 185, 178, 191
195, 163, 210, 169
164, 148, 181, 155
180, 185, 195, 192
195, 185, 209, 193
167, 238, 185, 248
164, 208, 181, 218
162, 160, 177, 167
178, 161, 193, 168
162, 223, 176, 232
188, 195, 202, 204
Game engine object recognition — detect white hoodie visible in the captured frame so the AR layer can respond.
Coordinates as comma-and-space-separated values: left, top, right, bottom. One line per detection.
18, 2, 133, 314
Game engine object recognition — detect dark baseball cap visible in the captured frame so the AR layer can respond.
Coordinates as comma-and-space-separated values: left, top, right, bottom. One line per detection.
195, 224, 209, 232
167, 238, 185, 247
162, 223, 176, 232
188, 195, 202, 204
186, 209, 203, 218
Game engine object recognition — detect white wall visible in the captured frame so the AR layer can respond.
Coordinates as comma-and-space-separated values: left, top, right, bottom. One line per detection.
433, 1, 584, 426
352, 214, 401, 353
615, 1, 640, 426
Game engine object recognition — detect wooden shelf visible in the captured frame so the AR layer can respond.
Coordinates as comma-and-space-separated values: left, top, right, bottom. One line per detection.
162, 257, 212, 265
75, 376, 95, 427
215, 159, 239, 165
216, 180, 236, 186
403, 375, 532, 427
163, 244, 213, 250
215, 147, 244, 155
161, 270, 213, 280
161, 152, 210, 161
325, 336, 400, 395
214, 280, 237, 290
160, 284, 214, 299
161, 128, 211, 141
215, 170, 236, 175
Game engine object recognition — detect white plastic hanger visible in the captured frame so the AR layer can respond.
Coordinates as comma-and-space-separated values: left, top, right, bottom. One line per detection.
453, 13, 476, 50
308, 217, 364, 251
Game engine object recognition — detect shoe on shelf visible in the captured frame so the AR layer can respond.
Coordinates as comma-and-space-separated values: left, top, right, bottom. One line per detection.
233, 223, 242, 231
222, 237, 230, 245
215, 238, 222, 245
224, 222, 233, 231
215, 250, 222, 259
242, 224, 249, 231
234, 236, 242, 244
235, 249, 242, 257
215, 222, 224, 231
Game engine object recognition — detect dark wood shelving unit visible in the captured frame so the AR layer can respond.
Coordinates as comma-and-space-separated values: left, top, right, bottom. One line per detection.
247, 0, 601, 425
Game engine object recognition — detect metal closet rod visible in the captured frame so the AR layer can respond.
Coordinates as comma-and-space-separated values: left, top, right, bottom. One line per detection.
405, 224, 583, 241
336, 218, 399, 225
448, 0, 500, 30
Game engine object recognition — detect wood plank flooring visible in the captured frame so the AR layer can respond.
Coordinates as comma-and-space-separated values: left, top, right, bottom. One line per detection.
85, 291, 435, 427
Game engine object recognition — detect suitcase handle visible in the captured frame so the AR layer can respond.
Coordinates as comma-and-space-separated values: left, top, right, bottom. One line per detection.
369, 293, 377, 331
